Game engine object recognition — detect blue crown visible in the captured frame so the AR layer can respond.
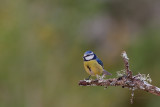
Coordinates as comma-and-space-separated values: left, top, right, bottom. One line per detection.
84, 51, 93, 56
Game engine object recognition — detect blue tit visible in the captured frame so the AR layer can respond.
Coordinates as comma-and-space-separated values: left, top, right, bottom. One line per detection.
83, 51, 112, 79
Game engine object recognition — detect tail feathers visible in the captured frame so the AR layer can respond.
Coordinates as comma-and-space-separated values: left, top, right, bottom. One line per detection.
103, 70, 112, 75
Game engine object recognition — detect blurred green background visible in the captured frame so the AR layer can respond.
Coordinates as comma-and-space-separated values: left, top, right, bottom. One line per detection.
0, 0, 160, 107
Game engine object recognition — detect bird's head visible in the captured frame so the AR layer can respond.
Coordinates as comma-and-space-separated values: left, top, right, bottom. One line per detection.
83, 51, 96, 61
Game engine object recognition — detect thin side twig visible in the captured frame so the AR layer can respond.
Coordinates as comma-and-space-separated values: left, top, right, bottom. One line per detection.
121, 51, 132, 78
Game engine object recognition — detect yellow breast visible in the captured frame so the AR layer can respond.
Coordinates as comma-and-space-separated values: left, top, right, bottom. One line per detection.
84, 60, 103, 76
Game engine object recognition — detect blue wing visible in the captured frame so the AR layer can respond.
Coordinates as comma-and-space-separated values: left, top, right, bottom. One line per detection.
96, 58, 104, 68
96, 58, 112, 75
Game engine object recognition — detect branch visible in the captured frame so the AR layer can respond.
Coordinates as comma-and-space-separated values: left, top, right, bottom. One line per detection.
121, 51, 132, 78
79, 51, 160, 103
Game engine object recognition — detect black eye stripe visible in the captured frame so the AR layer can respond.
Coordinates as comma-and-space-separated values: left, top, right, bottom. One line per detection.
89, 54, 94, 56
84, 54, 94, 58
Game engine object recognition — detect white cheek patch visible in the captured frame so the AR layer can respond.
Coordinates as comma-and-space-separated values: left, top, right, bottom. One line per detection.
85, 55, 94, 60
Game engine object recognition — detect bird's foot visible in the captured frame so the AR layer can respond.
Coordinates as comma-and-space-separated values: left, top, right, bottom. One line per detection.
85, 75, 91, 80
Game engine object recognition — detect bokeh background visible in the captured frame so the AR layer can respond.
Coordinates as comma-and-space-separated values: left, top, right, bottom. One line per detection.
1, 0, 160, 107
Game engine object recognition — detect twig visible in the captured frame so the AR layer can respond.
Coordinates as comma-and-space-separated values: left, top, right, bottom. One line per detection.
79, 51, 160, 103
121, 51, 132, 78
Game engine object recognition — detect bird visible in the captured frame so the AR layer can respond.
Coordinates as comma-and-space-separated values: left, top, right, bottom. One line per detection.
83, 50, 112, 79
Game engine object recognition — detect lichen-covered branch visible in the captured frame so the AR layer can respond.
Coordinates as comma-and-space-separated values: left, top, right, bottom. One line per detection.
79, 51, 160, 103
79, 75, 160, 96
121, 51, 132, 78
